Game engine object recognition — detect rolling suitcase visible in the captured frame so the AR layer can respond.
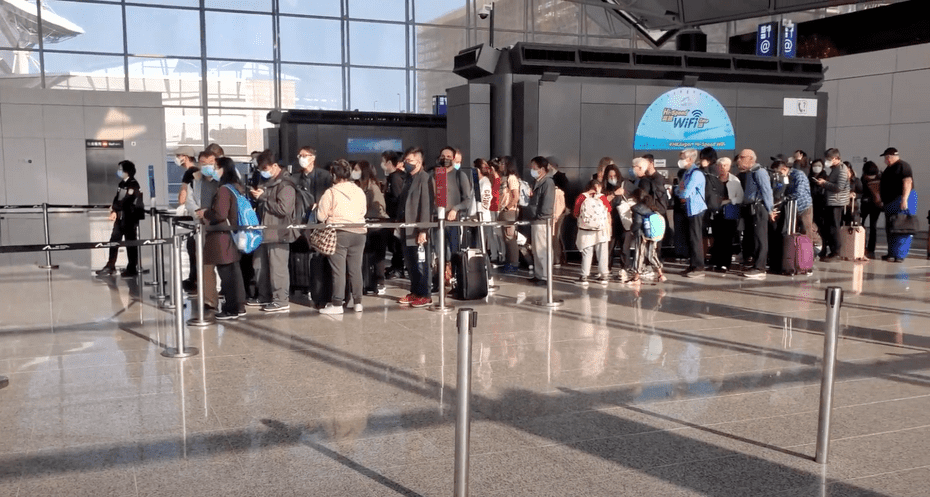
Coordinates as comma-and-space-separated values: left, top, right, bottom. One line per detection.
451, 220, 489, 301
839, 206, 866, 261
308, 251, 333, 307
289, 250, 312, 293
782, 199, 814, 275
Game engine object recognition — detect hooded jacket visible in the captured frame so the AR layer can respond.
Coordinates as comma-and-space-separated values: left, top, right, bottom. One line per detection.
256, 170, 298, 243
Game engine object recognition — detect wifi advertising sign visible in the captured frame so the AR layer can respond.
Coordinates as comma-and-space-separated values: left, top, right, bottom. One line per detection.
633, 88, 736, 150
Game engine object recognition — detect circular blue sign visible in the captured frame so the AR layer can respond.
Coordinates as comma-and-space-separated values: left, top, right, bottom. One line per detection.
634, 88, 736, 150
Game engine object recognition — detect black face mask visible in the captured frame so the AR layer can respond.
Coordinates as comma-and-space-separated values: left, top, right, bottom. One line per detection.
404, 162, 416, 173
438, 158, 452, 167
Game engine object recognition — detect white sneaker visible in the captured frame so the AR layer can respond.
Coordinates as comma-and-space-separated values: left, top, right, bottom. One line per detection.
320, 303, 343, 315
354, 303, 363, 313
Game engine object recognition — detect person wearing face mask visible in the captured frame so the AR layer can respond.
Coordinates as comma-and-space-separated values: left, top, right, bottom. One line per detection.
316, 160, 368, 314
95, 160, 143, 277
813, 148, 850, 262
528, 156, 556, 286
676, 148, 707, 278
248, 150, 299, 313
638, 154, 669, 247
354, 160, 389, 295
602, 163, 628, 276
181, 150, 220, 305
295, 146, 332, 224
172, 145, 198, 207
203, 157, 247, 320
431, 146, 474, 266
573, 179, 612, 287
710, 157, 743, 273
808, 159, 829, 252
548, 159, 569, 267
381, 150, 407, 278
396, 147, 436, 308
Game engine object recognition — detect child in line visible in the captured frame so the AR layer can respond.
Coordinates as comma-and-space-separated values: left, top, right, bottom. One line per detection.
573, 179, 612, 287
630, 188, 666, 284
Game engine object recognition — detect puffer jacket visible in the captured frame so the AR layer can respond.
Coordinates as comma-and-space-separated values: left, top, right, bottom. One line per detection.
256, 171, 298, 243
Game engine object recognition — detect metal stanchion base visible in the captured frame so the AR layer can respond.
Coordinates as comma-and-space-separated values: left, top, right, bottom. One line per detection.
161, 347, 199, 359
38, 265, 59, 270
187, 316, 215, 327
488, 285, 501, 294
532, 299, 564, 308
0, 375, 8, 389
429, 304, 456, 314
144, 281, 159, 286
161, 298, 177, 310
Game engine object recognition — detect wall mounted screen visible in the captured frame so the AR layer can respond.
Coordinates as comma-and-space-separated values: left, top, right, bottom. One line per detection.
347, 138, 403, 154
634, 88, 736, 150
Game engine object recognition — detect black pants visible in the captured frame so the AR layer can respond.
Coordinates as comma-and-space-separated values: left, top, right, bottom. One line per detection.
387, 230, 405, 271
186, 235, 197, 281
749, 205, 769, 271
687, 214, 704, 270
821, 206, 843, 257
364, 228, 389, 288
710, 216, 738, 268
216, 262, 245, 314
106, 220, 138, 271
862, 205, 881, 254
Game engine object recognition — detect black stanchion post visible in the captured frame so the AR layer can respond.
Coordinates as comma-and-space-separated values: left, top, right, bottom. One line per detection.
187, 223, 214, 327
815, 286, 843, 464
162, 234, 198, 359
454, 308, 477, 497
38, 203, 59, 270
431, 207, 454, 314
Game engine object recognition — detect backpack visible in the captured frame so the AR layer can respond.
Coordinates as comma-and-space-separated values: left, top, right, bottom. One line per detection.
643, 212, 666, 241
577, 194, 608, 231
703, 172, 724, 211
293, 182, 315, 223
518, 179, 532, 207
553, 187, 566, 219
224, 185, 263, 253
770, 170, 787, 208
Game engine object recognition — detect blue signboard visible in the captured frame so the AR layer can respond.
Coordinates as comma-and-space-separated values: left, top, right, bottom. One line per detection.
346, 138, 403, 154
781, 22, 797, 58
633, 88, 736, 150
756, 22, 778, 57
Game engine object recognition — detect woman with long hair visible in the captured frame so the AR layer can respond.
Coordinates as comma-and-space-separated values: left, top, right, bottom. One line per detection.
203, 157, 247, 320
317, 159, 368, 314
355, 160, 389, 294
497, 156, 521, 273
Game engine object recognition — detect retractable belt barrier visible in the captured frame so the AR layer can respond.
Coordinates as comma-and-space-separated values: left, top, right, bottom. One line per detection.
0, 237, 179, 254
199, 219, 536, 233
0, 204, 112, 211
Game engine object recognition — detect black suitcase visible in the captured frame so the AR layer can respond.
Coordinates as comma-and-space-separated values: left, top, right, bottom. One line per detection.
452, 248, 489, 300
289, 251, 312, 292
361, 251, 380, 294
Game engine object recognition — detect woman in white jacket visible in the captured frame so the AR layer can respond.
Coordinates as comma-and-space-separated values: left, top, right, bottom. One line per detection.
710, 157, 744, 272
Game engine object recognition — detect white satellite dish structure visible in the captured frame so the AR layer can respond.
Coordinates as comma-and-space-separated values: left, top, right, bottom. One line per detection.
1, 0, 84, 74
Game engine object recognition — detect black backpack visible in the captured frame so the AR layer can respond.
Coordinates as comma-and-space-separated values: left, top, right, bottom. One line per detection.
703, 171, 724, 211
293, 183, 315, 223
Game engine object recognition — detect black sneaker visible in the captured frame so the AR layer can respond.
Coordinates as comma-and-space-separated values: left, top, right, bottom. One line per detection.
120, 269, 138, 278
245, 298, 267, 307
261, 302, 290, 313
215, 311, 239, 320
95, 266, 116, 276
743, 268, 767, 280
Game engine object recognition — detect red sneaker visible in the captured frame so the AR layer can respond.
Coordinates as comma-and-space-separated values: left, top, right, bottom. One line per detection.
411, 296, 433, 308
398, 294, 416, 305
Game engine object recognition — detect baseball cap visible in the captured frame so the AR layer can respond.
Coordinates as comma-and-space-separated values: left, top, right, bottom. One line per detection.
173, 145, 196, 158
880, 147, 898, 157
770, 153, 788, 162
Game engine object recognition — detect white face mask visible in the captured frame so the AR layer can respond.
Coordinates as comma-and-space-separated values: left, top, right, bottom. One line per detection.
812, 166, 823, 174
298, 156, 311, 169
530, 169, 539, 179
174, 156, 183, 167
350, 170, 362, 181
677, 159, 689, 169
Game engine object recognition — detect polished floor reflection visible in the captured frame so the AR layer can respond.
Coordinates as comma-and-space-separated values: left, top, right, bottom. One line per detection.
1, 214, 929, 496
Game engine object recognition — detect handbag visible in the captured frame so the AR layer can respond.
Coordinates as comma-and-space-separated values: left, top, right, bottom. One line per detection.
889, 214, 918, 235
308, 227, 337, 255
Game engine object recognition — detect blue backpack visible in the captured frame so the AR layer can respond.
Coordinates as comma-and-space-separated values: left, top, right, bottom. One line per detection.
224, 185, 263, 253
643, 212, 666, 241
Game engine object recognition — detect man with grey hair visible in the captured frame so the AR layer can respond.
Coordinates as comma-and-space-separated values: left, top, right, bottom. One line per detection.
675, 148, 706, 277
738, 148, 774, 279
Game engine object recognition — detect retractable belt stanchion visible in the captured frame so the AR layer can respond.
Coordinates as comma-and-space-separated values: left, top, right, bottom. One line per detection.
454, 308, 477, 497
430, 206, 455, 314
38, 203, 59, 270
815, 286, 843, 464
162, 233, 198, 359
534, 218, 563, 308
146, 207, 160, 286
187, 222, 214, 327
161, 217, 178, 310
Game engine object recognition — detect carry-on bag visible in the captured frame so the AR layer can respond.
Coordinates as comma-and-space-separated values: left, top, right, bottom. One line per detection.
838, 206, 866, 261
782, 199, 814, 275
289, 250, 312, 293
308, 251, 333, 306
451, 221, 489, 301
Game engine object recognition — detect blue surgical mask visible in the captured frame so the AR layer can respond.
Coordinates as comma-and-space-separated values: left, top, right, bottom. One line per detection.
404, 162, 416, 173
201, 165, 216, 180
530, 169, 539, 179
116, 169, 124, 179
260, 170, 272, 179
453, 162, 461, 170
628, 168, 636, 180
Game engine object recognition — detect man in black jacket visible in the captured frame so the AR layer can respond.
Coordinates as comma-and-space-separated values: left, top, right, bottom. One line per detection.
96, 160, 143, 277
396, 147, 436, 308
382, 151, 407, 278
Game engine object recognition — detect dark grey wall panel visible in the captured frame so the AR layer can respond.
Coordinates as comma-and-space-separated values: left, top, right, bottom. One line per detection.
513, 81, 539, 176
782, 116, 820, 160
734, 107, 786, 163
579, 103, 636, 174
538, 80, 582, 170
581, 83, 635, 104
447, 83, 492, 165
